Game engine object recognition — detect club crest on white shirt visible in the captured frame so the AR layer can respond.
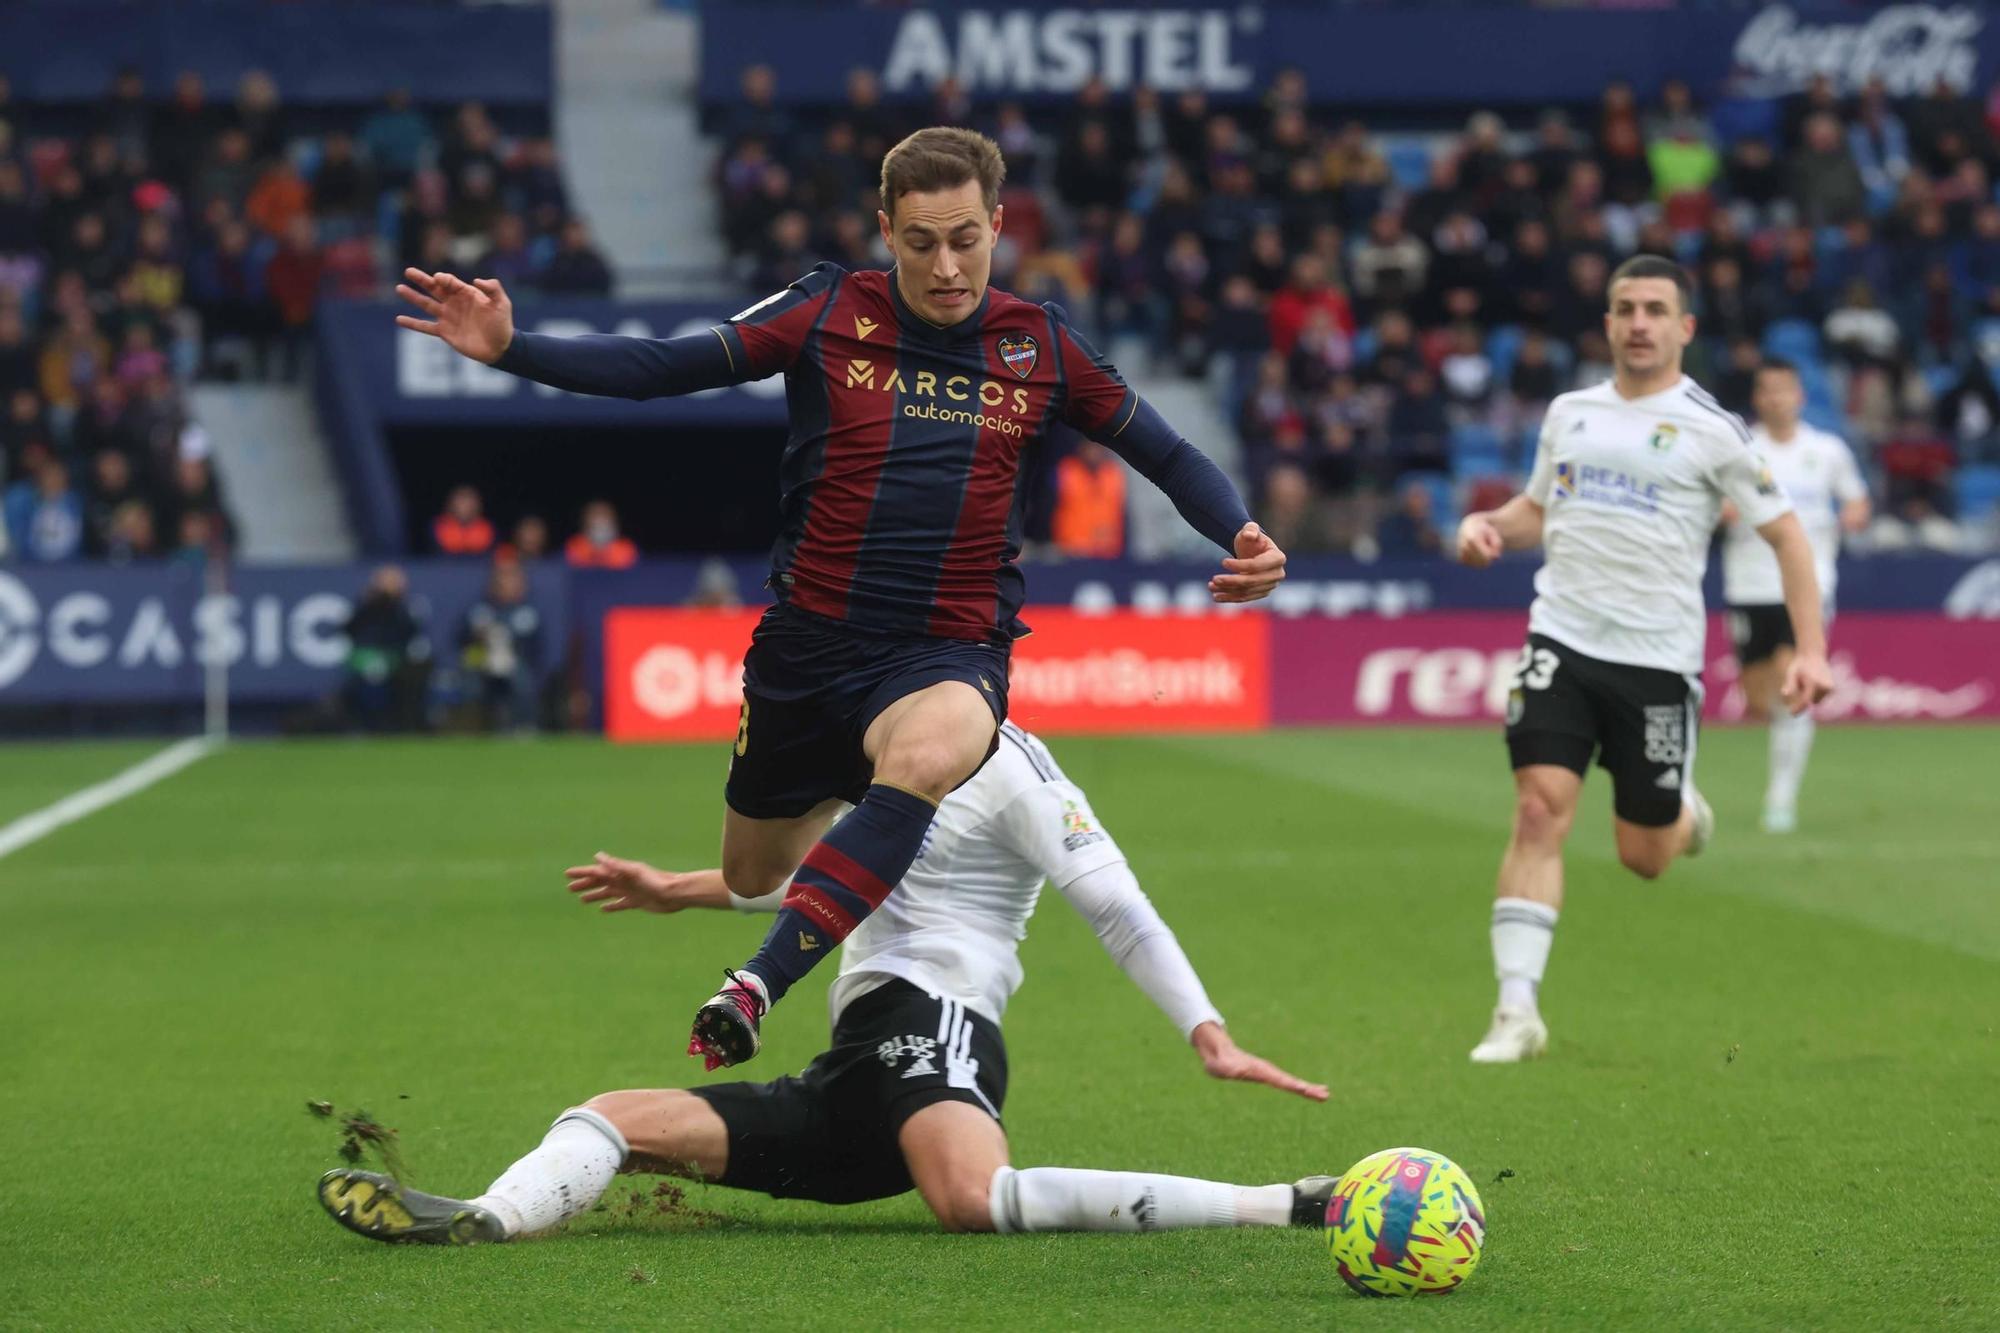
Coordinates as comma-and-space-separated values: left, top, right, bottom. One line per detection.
1648, 422, 1680, 452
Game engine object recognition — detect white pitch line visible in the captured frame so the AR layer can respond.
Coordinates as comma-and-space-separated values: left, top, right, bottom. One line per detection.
0, 737, 219, 862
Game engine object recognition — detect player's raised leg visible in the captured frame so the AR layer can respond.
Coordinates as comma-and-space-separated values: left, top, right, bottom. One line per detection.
693, 680, 997, 1068
1471, 762, 1581, 1064
899, 1101, 1325, 1234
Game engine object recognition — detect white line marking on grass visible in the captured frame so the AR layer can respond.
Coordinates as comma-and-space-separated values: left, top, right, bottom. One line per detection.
0, 737, 219, 861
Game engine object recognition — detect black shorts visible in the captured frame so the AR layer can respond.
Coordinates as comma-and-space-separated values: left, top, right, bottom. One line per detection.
1504, 633, 1702, 828
725, 603, 1011, 820
1728, 603, 1795, 667
689, 979, 1009, 1205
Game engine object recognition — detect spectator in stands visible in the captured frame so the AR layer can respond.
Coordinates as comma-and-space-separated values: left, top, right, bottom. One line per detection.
753, 210, 815, 294
1497, 218, 1562, 327
164, 454, 234, 552
358, 88, 432, 189
1051, 440, 1126, 559
83, 449, 149, 558
474, 213, 537, 290
1790, 114, 1867, 227
538, 218, 613, 297
461, 560, 543, 733
1376, 480, 1442, 559
564, 500, 637, 569
1267, 253, 1352, 357
1849, 80, 1911, 213
194, 128, 258, 216
500, 514, 549, 563
230, 70, 287, 163
0, 307, 35, 400
265, 216, 324, 378
1349, 210, 1428, 312
1824, 279, 1901, 371
5, 454, 84, 562
246, 155, 312, 240
151, 71, 220, 195
102, 500, 158, 564
39, 306, 111, 419
433, 485, 495, 557
508, 137, 570, 223
343, 565, 430, 734
1385, 367, 1449, 477
1724, 136, 1785, 220
1438, 324, 1494, 421
311, 131, 375, 237
188, 219, 273, 376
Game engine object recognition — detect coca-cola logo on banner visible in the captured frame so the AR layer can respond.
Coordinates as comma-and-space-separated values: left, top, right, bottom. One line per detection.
1732, 4, 1984, 96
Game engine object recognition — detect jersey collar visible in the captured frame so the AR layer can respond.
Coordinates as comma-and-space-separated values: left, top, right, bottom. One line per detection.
887, 266, 991, 344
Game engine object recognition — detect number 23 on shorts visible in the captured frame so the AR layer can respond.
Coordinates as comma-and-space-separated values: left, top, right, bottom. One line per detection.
1513, 644, 1559, 691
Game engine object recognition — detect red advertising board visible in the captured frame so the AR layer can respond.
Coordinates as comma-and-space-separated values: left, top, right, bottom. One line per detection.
1269, 613, 2000, 726
603, 608, 1268, 740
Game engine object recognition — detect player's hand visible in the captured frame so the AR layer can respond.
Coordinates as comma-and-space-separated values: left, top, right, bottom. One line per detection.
564, 853, 704, 913
1779, 650, 1834, 715
1455, 514, 1504, 568
395, 268, 514, 365
1191, 1021, 1329, 1102
1210, 523, 1287, 603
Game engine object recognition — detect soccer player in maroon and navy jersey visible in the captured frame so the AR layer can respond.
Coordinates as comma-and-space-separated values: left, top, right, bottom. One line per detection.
395, 128, 1286, 1069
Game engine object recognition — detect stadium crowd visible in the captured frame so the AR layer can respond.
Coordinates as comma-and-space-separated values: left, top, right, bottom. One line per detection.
0, 67, 611, 565
709, 64, 2000, 557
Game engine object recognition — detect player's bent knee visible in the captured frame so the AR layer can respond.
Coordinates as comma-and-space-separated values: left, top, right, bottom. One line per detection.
878, 740, 980, 799
581, 1089, 725, 1176
924, 1170, 1000, 1234
1512, 790, 1573, 849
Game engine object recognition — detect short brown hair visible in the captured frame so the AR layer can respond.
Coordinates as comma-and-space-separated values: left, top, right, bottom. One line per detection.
1608, 254, 1695, 314
879, 127, 1006, 218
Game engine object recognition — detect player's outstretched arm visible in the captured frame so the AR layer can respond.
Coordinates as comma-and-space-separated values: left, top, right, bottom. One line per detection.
397, 269, 746, 400
1057, 857, 1326, 1102
563, 854, 733, 913
1455, 494, 1545, 568
1755, 512, 1835, 713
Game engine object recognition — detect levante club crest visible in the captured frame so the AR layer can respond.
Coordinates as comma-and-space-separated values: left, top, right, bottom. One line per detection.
997, 334, 1038, 379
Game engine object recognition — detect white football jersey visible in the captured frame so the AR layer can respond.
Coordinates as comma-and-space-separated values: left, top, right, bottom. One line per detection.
826, 723, 1128, 1029
1721, 423, 1866, 607
1525, 376, 1793, 674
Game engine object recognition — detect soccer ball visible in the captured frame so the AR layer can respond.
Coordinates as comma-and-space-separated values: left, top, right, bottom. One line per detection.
1323, 1147, 1485, 1296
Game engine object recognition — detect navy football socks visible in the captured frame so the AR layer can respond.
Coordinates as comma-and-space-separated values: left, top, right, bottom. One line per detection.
743, 783, 938, 1004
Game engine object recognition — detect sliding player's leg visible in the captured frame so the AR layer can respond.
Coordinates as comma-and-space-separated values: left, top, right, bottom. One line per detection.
317, 1101, 638, 1245
899, 1102, 1324, 1235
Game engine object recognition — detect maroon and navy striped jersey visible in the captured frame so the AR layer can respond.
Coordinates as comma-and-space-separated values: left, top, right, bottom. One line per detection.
714, 263, 1143, 644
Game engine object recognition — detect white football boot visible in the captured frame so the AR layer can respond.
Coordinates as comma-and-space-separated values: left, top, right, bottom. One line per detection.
1468, 1006, 1549, 1063
1761, 803, 1796, 834
1683, 784, 1715, 857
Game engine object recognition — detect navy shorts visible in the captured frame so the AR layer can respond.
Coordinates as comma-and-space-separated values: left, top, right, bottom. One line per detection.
724, 603, 1011, 820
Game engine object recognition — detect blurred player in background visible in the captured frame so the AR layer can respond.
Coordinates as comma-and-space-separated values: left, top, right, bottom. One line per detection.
1452, 256, 1834, 1064
1723, 358, 1870, 834
394, 127, 1286, 1072
318, 724, 1332, 1244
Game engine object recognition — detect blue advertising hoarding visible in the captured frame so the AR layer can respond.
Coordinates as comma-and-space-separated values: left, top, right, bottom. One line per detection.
0, 560, 566, 706
4, 554, 1995, 710
699, 3, 1991, 108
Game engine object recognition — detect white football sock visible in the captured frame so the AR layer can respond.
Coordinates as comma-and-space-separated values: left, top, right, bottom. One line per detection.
471, 1107, 627, 1239
1491, 897, 1559, 1013
1766, 708, 1816, 812
987, 1166, 1293, 1234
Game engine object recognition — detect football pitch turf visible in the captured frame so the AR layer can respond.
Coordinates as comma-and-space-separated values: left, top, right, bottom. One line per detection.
2, 724, 1995, 1331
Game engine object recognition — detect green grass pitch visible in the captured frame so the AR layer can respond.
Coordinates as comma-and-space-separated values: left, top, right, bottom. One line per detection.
2, 725, 1996, 1330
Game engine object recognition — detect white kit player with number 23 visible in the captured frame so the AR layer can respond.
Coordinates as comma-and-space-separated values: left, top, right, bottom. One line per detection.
1450, 256, 1835, 1064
